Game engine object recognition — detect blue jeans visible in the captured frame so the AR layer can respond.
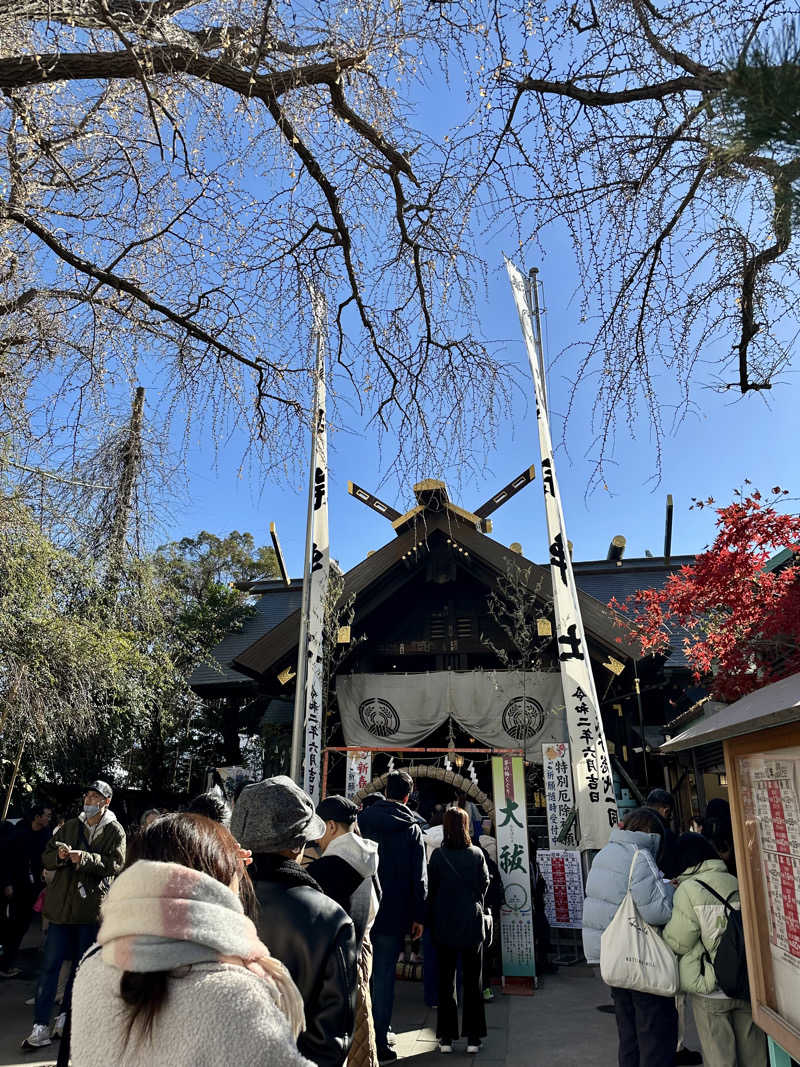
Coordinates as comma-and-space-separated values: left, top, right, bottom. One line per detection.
371, 932, 405, 1050
34, 922, 98, 1026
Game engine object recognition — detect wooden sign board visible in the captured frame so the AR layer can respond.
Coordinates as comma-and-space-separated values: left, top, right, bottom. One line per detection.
726, 722, 800, 1062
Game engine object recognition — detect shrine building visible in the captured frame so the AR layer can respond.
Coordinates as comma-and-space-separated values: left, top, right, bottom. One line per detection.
190, 475, 699, 821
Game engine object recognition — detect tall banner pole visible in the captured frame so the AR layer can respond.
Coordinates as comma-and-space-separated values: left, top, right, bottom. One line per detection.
289, 286, 330, 803
506, 258, 618, 852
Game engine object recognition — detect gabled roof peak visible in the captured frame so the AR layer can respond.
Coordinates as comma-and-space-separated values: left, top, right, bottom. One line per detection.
349, 465, 537, 538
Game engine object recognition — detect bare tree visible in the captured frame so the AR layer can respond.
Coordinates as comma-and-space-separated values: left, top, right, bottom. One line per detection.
0, 0, 512, 485
472, 0, 800, 483
3, 2, 797, 493
480, 559, 554, 671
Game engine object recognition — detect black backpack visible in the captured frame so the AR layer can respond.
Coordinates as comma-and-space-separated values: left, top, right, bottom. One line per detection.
695, 879, 749, 1001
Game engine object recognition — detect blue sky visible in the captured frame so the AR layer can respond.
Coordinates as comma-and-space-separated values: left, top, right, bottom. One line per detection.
170, 234, 799, 574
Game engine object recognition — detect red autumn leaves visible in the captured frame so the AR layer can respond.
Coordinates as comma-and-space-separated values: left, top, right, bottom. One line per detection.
611, 487, 800, 702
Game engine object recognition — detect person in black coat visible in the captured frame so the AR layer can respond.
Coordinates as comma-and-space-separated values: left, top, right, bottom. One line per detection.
358, 771, 427, 1062
308, 796, 382, 1067
307, 796, 380, 952
646, 788, 680, 879
427, 807, 490, 1054
0, 804, 52, 977
231, 777, 358, 1067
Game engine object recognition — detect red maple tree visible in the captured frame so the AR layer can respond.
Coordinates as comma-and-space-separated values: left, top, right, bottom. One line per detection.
611, 486, 800, 702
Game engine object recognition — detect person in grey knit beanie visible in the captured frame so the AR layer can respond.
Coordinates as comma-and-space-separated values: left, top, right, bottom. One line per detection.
232, 777, 357, 1067
231, 776, 325, 853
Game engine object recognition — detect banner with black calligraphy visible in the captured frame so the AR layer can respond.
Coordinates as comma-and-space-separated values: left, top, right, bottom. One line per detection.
542, 742, 578, 849
506, 259, 618, 851
303, 289, 330, 805
491, 755, 536, 981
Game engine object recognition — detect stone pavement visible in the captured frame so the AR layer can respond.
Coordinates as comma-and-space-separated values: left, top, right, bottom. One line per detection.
389, 969, 622, 1067
0, 928, 698, 1066
0, 926, 57, 1067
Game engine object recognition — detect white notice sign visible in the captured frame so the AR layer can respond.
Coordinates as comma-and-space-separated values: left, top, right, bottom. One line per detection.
543, 742, 577, 849
539, 849, 584, 929
491, 755, 536, 980
345, 751, 372, 799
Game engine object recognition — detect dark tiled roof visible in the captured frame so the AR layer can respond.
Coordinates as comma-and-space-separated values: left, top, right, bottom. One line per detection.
189, 585, 302, 693
573, 556, 695, 667
765, 547, 797, 573
233, 513, 641, 678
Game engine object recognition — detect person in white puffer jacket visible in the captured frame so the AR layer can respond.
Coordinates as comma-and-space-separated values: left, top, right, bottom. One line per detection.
582, 807, 677, 1067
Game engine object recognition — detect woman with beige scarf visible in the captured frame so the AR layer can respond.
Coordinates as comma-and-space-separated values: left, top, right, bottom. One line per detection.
72, 812, 309, 1066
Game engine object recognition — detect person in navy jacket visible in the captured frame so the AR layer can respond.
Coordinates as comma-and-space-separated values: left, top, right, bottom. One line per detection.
358, 772, 427, 1063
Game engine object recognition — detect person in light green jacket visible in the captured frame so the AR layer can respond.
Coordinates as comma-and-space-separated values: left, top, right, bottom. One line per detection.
662, 834, 767, 1067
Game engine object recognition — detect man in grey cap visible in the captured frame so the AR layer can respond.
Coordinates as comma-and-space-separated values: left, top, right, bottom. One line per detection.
232, 776, 357, 1067
22, 780, 125, 1051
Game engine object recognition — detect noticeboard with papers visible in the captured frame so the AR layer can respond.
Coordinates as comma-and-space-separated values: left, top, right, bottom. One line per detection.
727, 726, 800, 1060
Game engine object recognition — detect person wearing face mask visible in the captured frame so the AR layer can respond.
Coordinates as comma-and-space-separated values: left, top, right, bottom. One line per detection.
22, 780, 126, 1052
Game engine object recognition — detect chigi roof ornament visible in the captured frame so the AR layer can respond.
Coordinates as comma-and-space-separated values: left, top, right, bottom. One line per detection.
347, 465, 536, 536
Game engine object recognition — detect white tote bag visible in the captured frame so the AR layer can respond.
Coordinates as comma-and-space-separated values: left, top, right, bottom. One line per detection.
600, 849, 679, 996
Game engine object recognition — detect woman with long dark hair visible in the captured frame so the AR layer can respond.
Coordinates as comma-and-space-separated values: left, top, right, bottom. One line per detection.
702, 799, 737, 876
71, 812, 309, 1066
427, 806, 490, 1054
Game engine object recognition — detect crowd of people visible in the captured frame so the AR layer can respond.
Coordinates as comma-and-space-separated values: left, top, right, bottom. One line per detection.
1, 770, 502, 1065
0, 775, 767, 1067
583, 788, 766, 1067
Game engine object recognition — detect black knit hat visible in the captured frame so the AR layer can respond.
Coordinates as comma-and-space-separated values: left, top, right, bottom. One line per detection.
646, 788, 674, 810
317, 795, 359, 825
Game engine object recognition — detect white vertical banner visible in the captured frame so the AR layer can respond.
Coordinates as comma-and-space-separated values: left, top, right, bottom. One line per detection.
506, 259, 618, 851
345, 751, 373, 799
542, 742, 578, 849
491, 755, 536, 981
303, 288, 330, 805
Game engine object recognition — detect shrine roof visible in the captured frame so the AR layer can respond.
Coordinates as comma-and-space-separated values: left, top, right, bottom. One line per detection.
231, 513, 641, 680
572, 555, 695, 669
188, 582, 302, 694
660, 670, 800, 751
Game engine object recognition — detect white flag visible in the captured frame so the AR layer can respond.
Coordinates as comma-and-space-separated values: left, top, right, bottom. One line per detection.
303, 290, 330, 804
506, 259, 618, 851
345, 751, 372, 799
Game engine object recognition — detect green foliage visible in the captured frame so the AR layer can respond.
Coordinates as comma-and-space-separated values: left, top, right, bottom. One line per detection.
154, 531, 278, 602
0, 518, 278, 800
722, 20, 800, 157
0, 505, 153, 746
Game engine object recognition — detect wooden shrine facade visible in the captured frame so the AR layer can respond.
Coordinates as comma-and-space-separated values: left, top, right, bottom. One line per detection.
190, 478, 698, 796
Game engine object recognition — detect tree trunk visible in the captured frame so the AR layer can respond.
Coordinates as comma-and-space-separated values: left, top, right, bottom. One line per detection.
221, 697, 242, 765
1, 735, 26, 819
107, 385, 145, 595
